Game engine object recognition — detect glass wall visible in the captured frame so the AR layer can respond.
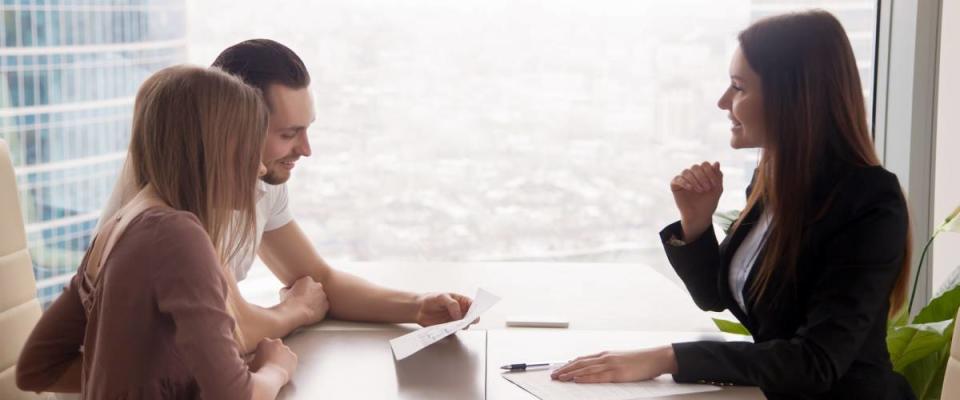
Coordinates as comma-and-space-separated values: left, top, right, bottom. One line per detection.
0, 0, 186, 306
188, 0, 878, 266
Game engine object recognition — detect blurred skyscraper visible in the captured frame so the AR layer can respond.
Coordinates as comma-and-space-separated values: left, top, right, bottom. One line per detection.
0, 0, 186, 306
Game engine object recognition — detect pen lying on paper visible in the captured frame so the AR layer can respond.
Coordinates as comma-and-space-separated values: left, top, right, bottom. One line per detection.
500, 362, 565, 371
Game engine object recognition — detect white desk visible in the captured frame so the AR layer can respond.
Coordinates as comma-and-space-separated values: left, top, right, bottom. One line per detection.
239, 261, 732, 332
275, 328, 763, 399
278, 329, 486, 399
240, 262, 763, 399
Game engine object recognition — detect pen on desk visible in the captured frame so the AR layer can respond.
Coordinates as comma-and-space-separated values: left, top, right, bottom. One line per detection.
500, 362, 561, 371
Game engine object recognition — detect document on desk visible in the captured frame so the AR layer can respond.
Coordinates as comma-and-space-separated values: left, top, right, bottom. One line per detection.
502, 369, 722, 400
390, 288, 500, 360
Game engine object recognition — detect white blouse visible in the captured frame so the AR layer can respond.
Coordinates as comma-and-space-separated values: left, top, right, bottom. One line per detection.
728, 211, 772, 314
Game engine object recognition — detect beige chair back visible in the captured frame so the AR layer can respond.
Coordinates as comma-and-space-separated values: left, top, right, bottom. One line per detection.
0, 139, 46, 399
943, 307, 960, 400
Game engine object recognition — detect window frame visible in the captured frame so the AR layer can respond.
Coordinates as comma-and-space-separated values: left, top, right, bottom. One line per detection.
872, 0, 943, 314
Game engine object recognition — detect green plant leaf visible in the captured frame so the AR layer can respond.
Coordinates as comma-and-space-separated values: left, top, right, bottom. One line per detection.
913, 284, 960, 324
899, 349, 948, 400
887, 319, 953, 370
922, 347, 949, 400
937, 205, 960, 234
887, 319, 955, 399
711, 318, 750, 336
888, 264, 960, 399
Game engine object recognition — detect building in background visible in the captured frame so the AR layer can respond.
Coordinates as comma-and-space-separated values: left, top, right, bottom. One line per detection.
0, 0, 186, 306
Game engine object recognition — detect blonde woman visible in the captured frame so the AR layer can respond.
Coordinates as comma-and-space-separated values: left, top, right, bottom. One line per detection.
17, 66, 297, 399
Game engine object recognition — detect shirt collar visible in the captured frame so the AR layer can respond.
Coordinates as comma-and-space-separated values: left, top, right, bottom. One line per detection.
256, 180, 267, 201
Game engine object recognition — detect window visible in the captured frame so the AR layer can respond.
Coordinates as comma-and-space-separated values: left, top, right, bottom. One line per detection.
1, 0, 881, 306
189, 0, 879, 265
0, 0, 187, 306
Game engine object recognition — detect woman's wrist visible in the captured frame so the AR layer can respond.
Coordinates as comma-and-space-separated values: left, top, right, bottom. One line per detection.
272, 298, 309, 329
680, 219, 710, 242
256, 363, 290, 384
659, 345, 678, 375
250, 363, 290, 400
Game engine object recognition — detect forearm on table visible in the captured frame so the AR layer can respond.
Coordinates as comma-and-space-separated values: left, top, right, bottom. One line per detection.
322, 269, 420, 323
257, 223, 420, 324
235, 300, 307, 352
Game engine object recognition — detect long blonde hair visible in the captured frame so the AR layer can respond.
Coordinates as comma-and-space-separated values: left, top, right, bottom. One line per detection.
127, 65, 268, 344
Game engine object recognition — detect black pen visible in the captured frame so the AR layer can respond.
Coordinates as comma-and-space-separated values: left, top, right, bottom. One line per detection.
500, 362, 559, 371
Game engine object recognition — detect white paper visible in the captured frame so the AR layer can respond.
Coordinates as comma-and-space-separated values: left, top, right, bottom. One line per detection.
502, 369, 722, 400
390, 288, 500, 360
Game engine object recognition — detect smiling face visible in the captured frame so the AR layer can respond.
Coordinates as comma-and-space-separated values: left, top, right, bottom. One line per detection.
260, 84, 316, 185
717, 46, 766, 149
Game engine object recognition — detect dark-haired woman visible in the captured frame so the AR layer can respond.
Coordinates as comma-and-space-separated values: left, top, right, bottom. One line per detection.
552, 10, 914, 399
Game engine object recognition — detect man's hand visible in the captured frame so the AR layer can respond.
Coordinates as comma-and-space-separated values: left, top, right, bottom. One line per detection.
280, 276, 330, 326
414, 292, 474, 327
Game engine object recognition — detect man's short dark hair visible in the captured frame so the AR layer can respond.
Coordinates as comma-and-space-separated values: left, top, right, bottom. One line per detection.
211, 39, 310, 96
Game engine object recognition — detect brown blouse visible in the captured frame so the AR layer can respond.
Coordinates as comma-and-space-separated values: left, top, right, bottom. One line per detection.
17, 208, 252, 399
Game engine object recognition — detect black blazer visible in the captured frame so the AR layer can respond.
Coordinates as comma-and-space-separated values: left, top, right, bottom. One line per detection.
659, 165, 914, 400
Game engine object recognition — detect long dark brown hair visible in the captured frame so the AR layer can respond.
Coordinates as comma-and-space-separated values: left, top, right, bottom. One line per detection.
735, 10, 910, 315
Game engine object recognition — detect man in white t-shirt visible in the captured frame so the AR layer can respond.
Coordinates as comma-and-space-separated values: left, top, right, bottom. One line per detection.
98, 39, 473, 351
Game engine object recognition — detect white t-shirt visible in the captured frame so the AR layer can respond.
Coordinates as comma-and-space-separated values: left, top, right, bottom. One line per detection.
236, 181, 294, 280
96, 162, 294, 281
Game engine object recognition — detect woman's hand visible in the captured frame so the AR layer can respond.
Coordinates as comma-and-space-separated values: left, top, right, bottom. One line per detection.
550, 346, 678, 383
671, 162, 723, 242
249, 338, 299, 400
250, 338, 298, 380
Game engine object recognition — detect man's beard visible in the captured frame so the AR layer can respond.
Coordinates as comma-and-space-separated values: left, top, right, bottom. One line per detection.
259, 164, 290, 185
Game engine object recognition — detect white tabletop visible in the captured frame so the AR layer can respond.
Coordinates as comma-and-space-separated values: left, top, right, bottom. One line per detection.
239, 261, 733, 332
239, 261, 762, 399
275, 328, 763, 399
278, 329, 487, 399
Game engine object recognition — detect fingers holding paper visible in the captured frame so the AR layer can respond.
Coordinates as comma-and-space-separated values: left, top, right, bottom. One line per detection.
414, 292, 477, 327
550, 346, 678, 384
391, 289, 498, 360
